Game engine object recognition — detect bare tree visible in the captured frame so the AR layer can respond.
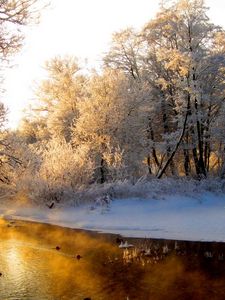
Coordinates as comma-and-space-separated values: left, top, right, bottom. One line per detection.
0, 0, 44, 62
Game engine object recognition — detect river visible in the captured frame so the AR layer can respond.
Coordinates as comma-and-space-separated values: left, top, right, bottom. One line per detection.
0, 218, 225, 299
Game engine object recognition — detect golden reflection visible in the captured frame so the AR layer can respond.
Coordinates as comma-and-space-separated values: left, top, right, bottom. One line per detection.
3, 242, 34, 288
6, 243, 22, 267
0, 218, 225, 299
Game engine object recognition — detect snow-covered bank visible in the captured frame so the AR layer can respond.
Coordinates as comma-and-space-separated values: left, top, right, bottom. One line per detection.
1, 192, 225, 242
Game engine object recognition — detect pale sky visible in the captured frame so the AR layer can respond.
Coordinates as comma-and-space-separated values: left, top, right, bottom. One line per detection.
3, 0, 225, 128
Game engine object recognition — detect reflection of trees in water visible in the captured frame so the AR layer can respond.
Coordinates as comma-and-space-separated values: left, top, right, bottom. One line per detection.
1, 219, 225, 299
122, 239, 225, 266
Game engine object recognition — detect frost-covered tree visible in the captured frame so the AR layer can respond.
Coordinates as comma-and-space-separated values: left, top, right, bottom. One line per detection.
104, 28, 143, 80
103, 0, 225, 178
0, 0, 45, 191
33, 56, 87, 141
72, 69, 147, 182
18, 117, 50, 143
0, 0, 42, 63
104, 28, 161, 175
17, 0, 225, 196
38, 138, 94, 199
139, 0, 225, 177
0, 104, 23, 189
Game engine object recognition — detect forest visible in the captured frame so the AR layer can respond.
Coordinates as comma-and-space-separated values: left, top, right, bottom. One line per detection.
0, 0, 225, 204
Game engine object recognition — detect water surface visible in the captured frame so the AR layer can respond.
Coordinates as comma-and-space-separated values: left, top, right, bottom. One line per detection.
0, 218, 225, 299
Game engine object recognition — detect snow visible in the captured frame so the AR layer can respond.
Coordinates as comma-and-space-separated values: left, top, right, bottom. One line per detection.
1, 192, 225, 242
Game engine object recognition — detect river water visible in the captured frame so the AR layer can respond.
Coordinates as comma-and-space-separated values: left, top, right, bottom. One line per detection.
0, 218, 225, 299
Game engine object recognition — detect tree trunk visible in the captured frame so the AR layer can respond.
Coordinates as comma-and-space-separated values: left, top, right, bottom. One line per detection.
192, 147, 201, 176
146, 117, 160, 170
193, 69, 206, 177
183, 149, 190, 176
100, 157, 105, 184
161, 98, 176, 176
157, 100, 190, 179
147, 155, 152, 175
204, 105, 212, 172
183, 132, 191, 176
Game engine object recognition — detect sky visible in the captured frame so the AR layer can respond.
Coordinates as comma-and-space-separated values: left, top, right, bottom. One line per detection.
3, 0, 225, 128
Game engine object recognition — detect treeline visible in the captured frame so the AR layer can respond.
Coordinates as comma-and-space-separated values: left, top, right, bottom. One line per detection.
1, 0, 225, 202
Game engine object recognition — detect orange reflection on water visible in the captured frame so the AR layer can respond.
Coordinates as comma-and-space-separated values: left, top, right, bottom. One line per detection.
1, 218, 225, 299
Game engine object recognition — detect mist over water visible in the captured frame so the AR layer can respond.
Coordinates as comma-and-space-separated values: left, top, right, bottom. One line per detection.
0, 218, 225, 299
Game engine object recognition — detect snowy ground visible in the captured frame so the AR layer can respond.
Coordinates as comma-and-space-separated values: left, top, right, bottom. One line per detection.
1, 192, 225, 242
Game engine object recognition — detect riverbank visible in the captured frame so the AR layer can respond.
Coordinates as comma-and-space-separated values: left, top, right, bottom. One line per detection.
1, 191, 225, 242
